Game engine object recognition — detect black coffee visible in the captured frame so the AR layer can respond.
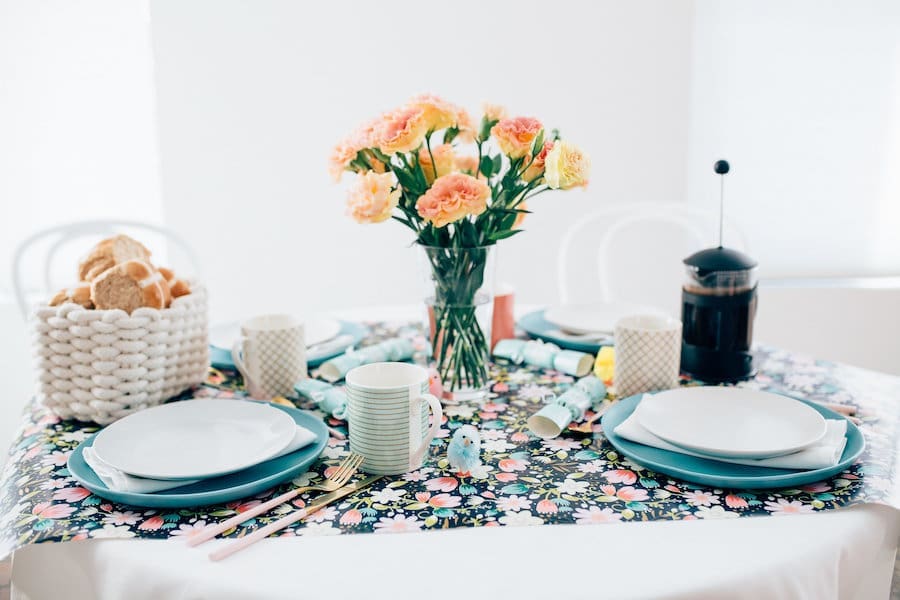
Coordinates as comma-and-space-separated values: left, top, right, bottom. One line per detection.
682, 285, 756, 352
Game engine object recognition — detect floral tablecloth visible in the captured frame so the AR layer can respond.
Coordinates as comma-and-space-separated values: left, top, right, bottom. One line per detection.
1, 321, 898, 558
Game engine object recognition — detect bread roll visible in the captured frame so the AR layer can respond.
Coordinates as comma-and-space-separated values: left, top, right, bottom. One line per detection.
157, 266, 192, 303
78, 235, 151, 282
90, 259, 170, 313
49, 283, 93, 309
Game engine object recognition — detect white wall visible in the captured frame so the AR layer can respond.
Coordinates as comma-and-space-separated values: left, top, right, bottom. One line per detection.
686, 0, 900, 278
148, 0, 695, 323
0, 0, 164, 285
0, 0, 163, 462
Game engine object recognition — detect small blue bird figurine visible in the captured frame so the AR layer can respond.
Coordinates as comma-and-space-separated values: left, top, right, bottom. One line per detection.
447, 425, 482, 475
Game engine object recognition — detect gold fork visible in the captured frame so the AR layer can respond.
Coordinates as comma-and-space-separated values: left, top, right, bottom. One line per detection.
186, 452, 365, 547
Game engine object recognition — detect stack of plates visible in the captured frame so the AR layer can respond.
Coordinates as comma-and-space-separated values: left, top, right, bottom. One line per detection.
518, 302, 665, 353
209, 317, 368, 370
601, 388, 864, 489
68, 399, 328, 507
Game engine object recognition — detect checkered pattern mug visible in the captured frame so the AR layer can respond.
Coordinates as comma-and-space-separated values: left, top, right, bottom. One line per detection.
614, 314, 682, 398
231, 314, 307, 400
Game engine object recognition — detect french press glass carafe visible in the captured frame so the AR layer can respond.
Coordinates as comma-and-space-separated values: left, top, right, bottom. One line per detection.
680, 247, 757, 381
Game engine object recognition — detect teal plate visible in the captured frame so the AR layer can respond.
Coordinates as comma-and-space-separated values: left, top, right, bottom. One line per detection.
601, 394, 865, 489
67, 404, 328, 508
518, 309, 613, 354
210, 321, 369, 371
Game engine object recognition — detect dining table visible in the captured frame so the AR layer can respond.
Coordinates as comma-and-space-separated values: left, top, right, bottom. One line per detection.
2, 305, 898, 600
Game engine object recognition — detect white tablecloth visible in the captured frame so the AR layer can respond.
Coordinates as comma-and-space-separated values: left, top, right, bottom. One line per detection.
9, 306, 900, 599
11, 505, 899, 599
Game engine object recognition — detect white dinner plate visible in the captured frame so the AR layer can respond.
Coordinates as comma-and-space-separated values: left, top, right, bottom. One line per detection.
544, 303, 667, 334
209, 317, 341, 350
92, 399, 298, 480
637, 388, 828, 459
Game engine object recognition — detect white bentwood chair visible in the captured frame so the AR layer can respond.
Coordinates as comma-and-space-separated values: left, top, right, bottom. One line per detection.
11, 220, 201, 319
557, 202, 749, 316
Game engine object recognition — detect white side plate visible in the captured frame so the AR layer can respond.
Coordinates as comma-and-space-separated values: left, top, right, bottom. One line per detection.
92, 399, 297, 480
209, 317, 341, 350
544, 303, 666, 335
637, 388, 828, 459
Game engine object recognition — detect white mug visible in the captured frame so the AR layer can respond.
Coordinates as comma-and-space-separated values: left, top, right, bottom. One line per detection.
345, 362, 443, 475
614, 314, 682, 398
231, 314, 307, 400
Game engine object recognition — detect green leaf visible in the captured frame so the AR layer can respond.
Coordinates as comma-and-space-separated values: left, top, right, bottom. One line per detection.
550, 128, 560, 141
532, 130, 545, 155
479, 155, 494, 178
488, 228, 523, 242
443, 127, 460, 145
491, 154, 502, 174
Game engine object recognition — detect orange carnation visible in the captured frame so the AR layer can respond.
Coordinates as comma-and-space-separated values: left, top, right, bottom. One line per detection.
455, 155, 480, 175
328, 117, 381, 182
491, 117, 542, 159
522, 140, 554, 182
410, 94, 472, 133
375, 105, 429, 155
418, 144, 456, 186
415, 173, 490, 228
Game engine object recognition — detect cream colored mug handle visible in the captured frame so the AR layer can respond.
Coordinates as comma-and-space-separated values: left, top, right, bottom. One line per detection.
410, 393, 443, 467
231, 338, 253, 390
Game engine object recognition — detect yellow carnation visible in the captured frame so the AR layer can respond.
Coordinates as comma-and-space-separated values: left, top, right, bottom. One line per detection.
345, 172, 401, 224
544, 140, 590, 189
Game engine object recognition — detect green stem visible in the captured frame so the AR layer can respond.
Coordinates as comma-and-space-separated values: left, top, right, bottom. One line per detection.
425, 133, 438, 182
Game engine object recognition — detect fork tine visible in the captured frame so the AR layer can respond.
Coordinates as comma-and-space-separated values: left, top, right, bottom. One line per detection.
334, 454, 363, 485
334, 455, 362, 485
329, 455, 355, 482
331, 452, 363, 483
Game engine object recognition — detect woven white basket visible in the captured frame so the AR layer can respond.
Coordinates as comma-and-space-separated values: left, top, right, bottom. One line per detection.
31, 284, 209, 424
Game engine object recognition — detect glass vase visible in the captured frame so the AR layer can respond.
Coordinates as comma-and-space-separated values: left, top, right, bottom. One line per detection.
418, 244, 496, 401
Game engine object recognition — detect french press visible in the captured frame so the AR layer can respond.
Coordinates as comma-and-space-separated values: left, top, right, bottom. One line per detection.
680, 160, 758, 382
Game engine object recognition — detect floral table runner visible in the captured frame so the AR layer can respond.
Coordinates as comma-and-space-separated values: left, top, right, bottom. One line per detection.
1, 321, 898, 557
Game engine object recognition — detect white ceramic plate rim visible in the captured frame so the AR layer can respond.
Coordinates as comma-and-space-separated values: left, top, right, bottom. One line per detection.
544, 303, 667, 334
92, 399, 297, 480
208, 317, 341, 350
637, 388, 828, 459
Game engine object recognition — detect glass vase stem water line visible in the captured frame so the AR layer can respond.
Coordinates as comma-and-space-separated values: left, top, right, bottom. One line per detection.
420, 244, 495, 400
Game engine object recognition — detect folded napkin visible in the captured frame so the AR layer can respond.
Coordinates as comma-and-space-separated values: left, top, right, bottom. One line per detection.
614, 396, 848, 470
83, 425, 317, 494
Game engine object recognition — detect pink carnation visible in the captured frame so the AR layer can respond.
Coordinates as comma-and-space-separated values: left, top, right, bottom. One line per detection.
491, 116, 543, 159
415, 173, 489, 228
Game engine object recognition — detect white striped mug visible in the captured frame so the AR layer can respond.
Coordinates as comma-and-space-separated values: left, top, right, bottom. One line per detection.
345, 362, 442, 475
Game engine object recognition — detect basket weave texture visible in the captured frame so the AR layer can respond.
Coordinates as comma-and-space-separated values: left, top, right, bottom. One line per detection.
32, 285, 209, 424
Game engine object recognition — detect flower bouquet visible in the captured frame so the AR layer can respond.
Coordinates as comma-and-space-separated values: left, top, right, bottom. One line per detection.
331, 95, 590, 397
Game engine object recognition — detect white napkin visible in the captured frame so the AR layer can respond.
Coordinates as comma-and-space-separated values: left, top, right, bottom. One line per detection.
83, 425, 317, 494
614, 396, 848, 470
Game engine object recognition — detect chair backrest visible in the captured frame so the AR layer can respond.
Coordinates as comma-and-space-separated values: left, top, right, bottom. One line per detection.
557, 202, 749, 316
11, 220, 201, 319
